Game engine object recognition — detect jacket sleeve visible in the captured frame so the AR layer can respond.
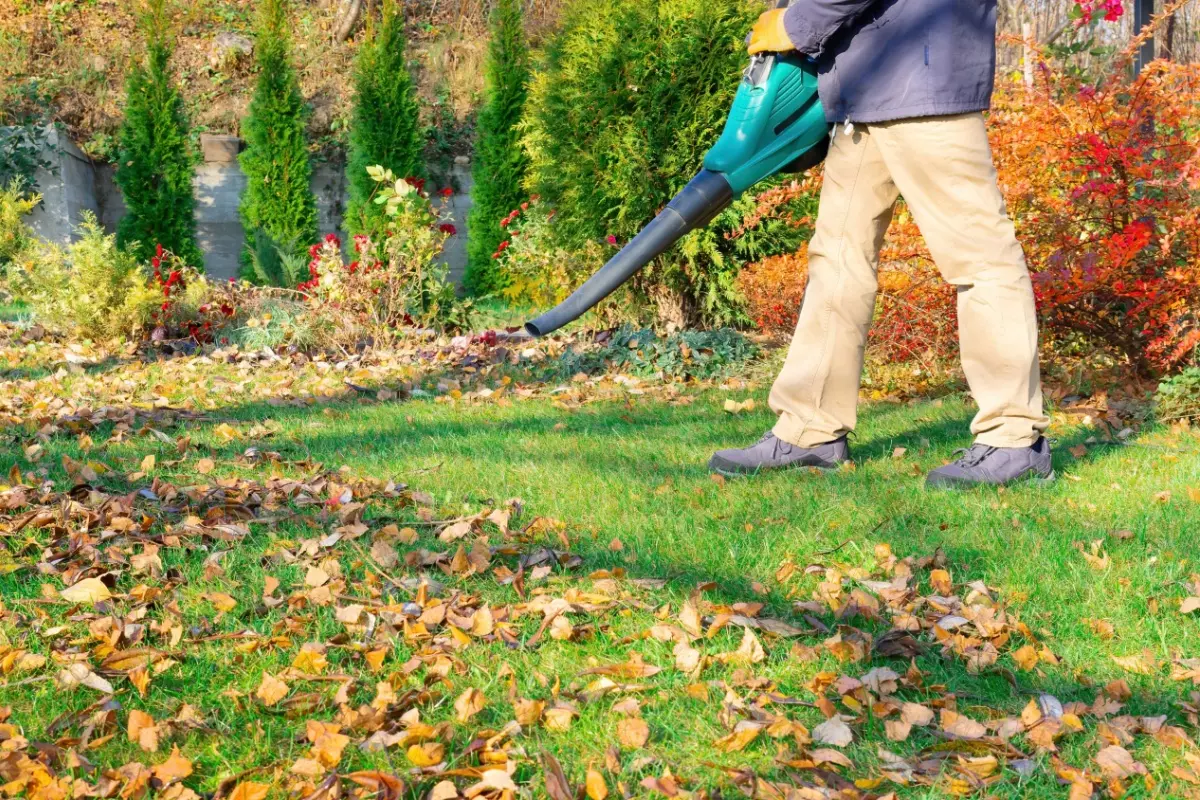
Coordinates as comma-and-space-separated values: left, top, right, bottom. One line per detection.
783, 0, 881, 57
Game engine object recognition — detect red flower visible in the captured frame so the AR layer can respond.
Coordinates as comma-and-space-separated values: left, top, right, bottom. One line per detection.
439, 223, 457, 235
521, 202, 529, 211
606, 234, 618, 246
324, 233, 342, 247
497, 240, 509, 252
309, 244, 321, 258
440, 187, 454, 197
155, 243, 164, 259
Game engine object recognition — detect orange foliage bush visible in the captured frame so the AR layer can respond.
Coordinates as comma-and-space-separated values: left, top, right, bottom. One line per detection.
740, 61, 1200, 376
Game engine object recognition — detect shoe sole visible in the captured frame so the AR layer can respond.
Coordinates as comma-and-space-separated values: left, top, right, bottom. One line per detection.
925, 469, 1057, 490
708, 458, 844, 478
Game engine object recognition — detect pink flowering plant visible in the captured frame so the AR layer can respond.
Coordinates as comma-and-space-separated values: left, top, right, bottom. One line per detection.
297, 167, 469, 345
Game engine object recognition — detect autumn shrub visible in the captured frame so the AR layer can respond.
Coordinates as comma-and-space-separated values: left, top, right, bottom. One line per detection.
239, 0, 318, 273
520, 0, 810, 328
114, 0, 202, 267
29, 214, 162, 340
0, 179, 39, 269
297, 167, 469, 346
494, 197, 607, 314
991, 62, 1200, 376
344, 0, 424, 237
463, 0, 529, 296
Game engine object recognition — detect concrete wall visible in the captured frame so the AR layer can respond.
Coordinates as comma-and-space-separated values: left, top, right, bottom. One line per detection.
21, 132, 475, 285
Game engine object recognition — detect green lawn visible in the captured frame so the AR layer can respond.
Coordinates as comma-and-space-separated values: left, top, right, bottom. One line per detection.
1, 347, 1198, 798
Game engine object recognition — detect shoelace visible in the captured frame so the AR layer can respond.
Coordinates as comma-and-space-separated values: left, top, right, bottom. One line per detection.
756, 432, 791, 458
951, 443, 996, 468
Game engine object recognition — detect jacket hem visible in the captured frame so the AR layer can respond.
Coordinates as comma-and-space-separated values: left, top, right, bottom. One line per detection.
825, 101, 992, 125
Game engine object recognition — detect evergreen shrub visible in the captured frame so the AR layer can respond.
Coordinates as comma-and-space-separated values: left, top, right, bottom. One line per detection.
344, 0, 424, 236
114, 0, 202, 266
239, 0, 318, 276
463, 0, 529, 296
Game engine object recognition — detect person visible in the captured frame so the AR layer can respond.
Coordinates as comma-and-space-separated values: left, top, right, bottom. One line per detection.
709, 0, 1053, 488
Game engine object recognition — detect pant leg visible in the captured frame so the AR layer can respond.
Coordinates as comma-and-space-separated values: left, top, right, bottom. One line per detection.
769, 126, 899, 447
869, 113, 1050, 447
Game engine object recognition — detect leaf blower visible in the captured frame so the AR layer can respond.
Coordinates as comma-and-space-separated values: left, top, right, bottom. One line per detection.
524, 0, 830, 338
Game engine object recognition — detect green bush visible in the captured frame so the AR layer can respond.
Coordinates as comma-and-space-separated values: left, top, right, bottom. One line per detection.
29, 213, 160, 341
463, 0, 529, 296
0, 179, 39, 268
247, 229, 308, 287
114, 0, 202, 267
1155, 366, 1200, 423
239, 0, 318, 272
521, 0, 803, 328
344, 0, 424, 237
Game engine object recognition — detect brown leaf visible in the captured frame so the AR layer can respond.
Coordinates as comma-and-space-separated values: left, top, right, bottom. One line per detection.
1181, 597, 1200, 615
713, 726, 760, 752
151, 747, 193, 785
541, 752, 574, 800
1095, 745, 1146, 779
940, 709, 987, 739
900, 703, 935, 727
196, 457, 215, 474
885, 720, 912, 742
929, 568, 952, 595
617, 717, 650, 749
346, 772, 404, 800
256, 672, 289, 706
128, 709, 159, 752
812, 716, 854, 747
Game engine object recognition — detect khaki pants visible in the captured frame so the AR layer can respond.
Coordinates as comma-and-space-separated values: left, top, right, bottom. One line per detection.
769, 112, 1050, 448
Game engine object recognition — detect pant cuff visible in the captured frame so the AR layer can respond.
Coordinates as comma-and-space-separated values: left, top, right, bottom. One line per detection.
974, 432, 1042, 448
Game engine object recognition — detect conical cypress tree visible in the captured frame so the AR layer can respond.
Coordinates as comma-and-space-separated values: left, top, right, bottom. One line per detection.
239, 0, 317, 270
463, 0, 529, 296
115, 0, 202, 267
344, 0, 424, 236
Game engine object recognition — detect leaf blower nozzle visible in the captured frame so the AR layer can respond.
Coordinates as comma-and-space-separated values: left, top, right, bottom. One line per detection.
523, 170, 734, 338
524, 37, 831, 337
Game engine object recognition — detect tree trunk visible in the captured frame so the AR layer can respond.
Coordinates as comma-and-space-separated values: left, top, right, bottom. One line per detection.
1022, 21, 1035, 88
1159, 11, 1177, 60
334, 0, 366, 42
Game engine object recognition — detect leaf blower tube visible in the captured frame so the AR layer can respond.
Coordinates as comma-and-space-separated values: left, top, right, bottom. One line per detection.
524, 171, 734, 338
524, 0, 832, 338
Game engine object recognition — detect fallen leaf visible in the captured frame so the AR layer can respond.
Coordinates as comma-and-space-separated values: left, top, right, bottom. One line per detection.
586, 768, 609, 800
151, 747, 193, 785
256, 672, 289, 706
196, 457, 215, 474
60, 577, 111, 604
406, 742, 445, 767
812, 716, 854, 747
1095, 745, 1146, 779
940, 709, 987, 739
617, 717, 650, 749
454, 687, 486, 723
227, 783, 269, 800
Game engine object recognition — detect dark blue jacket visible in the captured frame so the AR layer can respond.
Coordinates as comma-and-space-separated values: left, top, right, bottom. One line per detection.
783, 0, 998, 124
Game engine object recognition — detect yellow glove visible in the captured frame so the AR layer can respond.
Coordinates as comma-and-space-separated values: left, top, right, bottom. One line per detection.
747, 9, 795, 55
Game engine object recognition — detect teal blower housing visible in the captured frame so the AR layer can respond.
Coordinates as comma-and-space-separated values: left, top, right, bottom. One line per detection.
524, 0, 831, 337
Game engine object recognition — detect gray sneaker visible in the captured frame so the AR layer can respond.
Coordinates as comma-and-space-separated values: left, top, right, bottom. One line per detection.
709, 432, 850, 477
926, 438, 1054, 489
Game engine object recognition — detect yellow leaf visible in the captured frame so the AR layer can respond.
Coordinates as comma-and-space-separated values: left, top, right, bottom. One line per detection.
406, 742, 445, 767
140, 454, 156, 472
586, 768, 609, 800
1013, 644, 1039, 671
454, 687, 486, 724
60, 577, 111, 604
195, 458, 215, 475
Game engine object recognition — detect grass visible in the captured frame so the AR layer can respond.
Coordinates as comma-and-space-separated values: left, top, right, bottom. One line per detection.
0, 345, 1198, 796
